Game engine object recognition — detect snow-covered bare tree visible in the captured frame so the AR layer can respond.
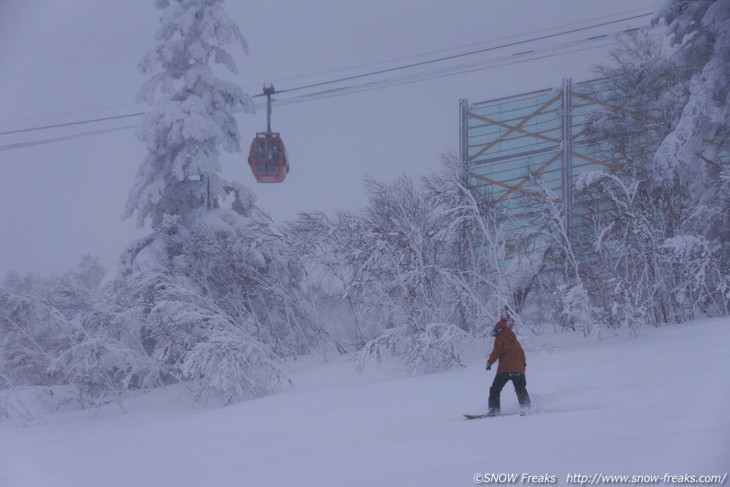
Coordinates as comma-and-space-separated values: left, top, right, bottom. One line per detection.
588, 29, 688, 179
124, 0, 255, 230
577, 16, 730, 329
283, 211, 366, 351
348, 175, 474, 373
0, 257, 169, 412
284, 171, 476, 373
0, 289, 76, 388
424, 152, 546, 334
103, 207, 319, 404
164, 213, 320, 358
357, 176, 450, 327
0, 257, 107, 389
527, 173, 601, 337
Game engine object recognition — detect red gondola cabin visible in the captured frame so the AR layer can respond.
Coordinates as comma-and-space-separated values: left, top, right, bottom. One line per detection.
248, 133, 289, 183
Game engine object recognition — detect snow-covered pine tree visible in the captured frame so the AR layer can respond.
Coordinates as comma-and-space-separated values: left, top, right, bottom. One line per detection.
654, 0, 730, 242
110, 0, 317, 404
124, 0, 255, 230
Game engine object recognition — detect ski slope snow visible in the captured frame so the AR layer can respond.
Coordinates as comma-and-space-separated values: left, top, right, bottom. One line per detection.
1, 319, 728, 487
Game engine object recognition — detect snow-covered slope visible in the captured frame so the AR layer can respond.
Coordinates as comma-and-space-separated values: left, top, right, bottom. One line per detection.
2, 319, 729, 487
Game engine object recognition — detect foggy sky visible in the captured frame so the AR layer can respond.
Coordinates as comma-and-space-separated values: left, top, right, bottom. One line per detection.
0, 0, 661, 277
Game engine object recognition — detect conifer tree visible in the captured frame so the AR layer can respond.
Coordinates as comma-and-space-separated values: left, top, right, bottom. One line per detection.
124, 0, 255, 230
654, 0, 730, 241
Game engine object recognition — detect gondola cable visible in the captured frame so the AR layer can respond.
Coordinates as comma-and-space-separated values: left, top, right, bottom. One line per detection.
0, 10, 657, 140
0, 15, 660, 154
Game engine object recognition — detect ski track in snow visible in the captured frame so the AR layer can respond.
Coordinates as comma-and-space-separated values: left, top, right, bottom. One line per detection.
1, 319, 729, 487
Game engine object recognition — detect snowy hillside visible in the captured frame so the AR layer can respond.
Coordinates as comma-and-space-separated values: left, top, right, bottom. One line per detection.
2, 319, 728, 487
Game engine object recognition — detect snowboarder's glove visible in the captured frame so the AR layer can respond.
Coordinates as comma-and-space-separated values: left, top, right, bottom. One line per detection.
486, 363, 492, 371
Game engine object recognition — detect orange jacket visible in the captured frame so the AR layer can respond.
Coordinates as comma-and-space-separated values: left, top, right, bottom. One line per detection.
487, 327, 526, 374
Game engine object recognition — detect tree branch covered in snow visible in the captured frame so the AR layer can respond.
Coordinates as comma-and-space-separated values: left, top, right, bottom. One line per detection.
654, 0, 730, 244
354, 322, 473, 375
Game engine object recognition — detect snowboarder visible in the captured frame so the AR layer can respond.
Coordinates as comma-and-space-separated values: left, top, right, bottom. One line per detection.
485, 317, 531, 415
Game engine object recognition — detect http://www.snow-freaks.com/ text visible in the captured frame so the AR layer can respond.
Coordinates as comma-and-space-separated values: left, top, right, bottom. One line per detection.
473, 473, 728, 485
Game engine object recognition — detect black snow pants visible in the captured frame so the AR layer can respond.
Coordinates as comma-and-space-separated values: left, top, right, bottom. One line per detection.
488, 372, 531, 413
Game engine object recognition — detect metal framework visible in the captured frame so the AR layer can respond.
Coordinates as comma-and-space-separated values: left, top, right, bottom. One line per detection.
459, 77, 661, 261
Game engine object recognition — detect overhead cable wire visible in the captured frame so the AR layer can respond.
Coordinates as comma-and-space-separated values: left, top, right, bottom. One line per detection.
0, 125, 137, 152
257, 26, 662, 107
1, 27, 661, 152
0, 39, 638, 151
0, 7, 658, 131
265, 11, 655, 97
273, 41, 623, 107
0, 112, 144, 137
238, 5, 659, 91
0, 102, 144, 128
0, 37, 627, 152
1, 12, 655, 140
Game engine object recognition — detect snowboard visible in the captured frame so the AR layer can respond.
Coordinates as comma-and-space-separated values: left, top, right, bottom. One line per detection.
464, 411, 527, 419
